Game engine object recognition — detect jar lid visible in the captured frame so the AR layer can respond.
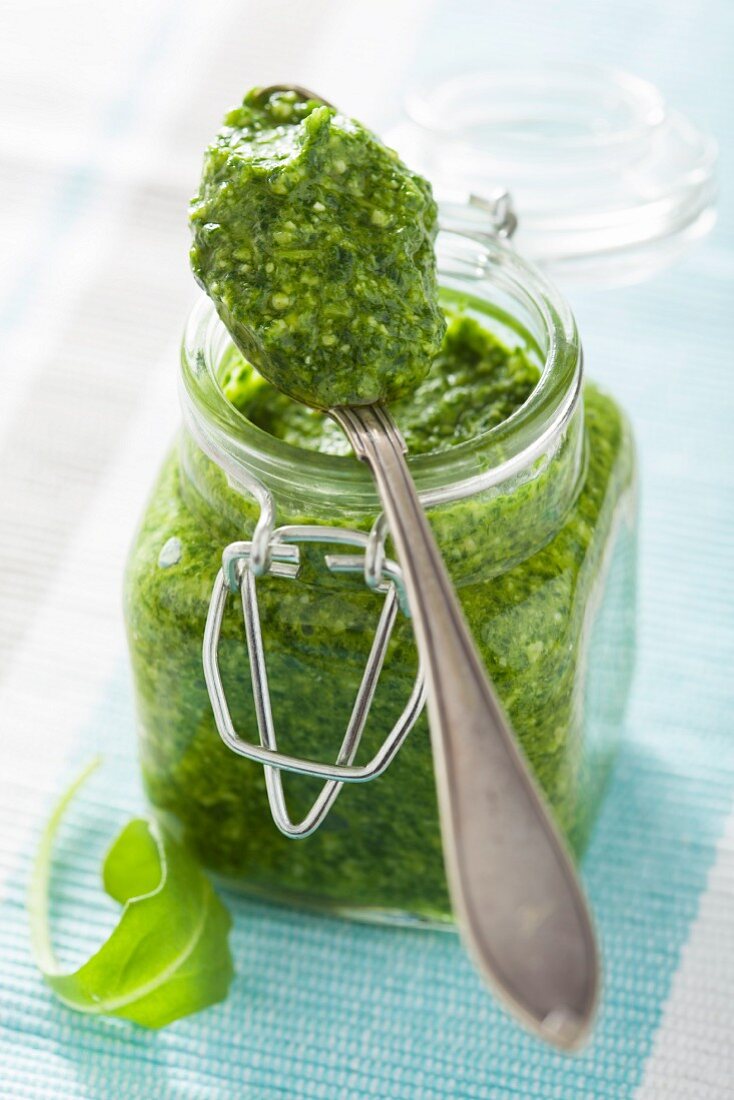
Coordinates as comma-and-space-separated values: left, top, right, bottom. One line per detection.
387, 64, 717, 286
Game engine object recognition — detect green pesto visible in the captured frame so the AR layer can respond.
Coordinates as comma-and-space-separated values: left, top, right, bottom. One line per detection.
190, 87, 445, 409
124, 317, 636, 922
220, 312, 539, 457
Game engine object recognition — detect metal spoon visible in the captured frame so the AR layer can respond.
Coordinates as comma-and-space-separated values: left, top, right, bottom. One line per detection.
259, 86, 600, 1049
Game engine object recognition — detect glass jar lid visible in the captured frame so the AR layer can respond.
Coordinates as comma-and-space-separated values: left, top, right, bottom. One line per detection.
387, 64, 717, 286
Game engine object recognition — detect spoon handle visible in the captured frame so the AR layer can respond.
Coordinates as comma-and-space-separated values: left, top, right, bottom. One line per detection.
332, 403, 599, 1050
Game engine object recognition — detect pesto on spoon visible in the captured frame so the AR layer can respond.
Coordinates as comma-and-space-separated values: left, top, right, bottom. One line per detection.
190, 86, 445, 409
190, 85, 599, 1050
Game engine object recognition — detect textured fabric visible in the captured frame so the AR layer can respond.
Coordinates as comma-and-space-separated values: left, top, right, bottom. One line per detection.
0, 1, 732, 1097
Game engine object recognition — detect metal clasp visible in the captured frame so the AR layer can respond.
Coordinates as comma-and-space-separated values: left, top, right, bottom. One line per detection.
203, 502, 425, 839
468, 190, 518, 239
439, 189, 518, 247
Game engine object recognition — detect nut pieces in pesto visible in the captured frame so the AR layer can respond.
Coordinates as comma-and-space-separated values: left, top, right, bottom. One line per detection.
190, 86, 445, 409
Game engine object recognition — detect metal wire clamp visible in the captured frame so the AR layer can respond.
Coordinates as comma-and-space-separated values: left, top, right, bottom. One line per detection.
203, 517, 426, 839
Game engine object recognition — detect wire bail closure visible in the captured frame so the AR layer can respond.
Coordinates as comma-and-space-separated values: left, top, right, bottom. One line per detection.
468, 190, 518, 239
202, 476, 425, 839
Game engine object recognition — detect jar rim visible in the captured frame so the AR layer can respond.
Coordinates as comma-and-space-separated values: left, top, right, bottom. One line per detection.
180, 228, 581, 516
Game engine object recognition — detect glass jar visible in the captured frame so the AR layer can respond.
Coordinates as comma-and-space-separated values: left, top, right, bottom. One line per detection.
124, 227, 637, 925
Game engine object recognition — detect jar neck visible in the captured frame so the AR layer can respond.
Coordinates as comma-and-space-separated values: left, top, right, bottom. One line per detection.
178, 230, 585, 578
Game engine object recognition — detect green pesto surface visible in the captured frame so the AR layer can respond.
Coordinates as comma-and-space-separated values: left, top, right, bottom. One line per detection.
220, 312, 539, 457
190, 87, 445, 410
124, 315, 636, 922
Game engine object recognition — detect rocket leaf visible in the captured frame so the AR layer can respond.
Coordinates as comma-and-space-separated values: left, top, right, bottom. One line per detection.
29, 760, 235, 1028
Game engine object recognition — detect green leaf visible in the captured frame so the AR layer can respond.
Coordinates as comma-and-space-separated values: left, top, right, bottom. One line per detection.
29, 759, 235, 1028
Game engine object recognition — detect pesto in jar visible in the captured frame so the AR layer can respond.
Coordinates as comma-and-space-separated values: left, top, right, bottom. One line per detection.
124, 302, 636, 922
125, 90, 636, 925
190, 87, 445, 409
219, 312, 539, 455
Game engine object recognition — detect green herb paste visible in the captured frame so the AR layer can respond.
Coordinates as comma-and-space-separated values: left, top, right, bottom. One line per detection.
124, 308, 636, 922
189, 87, 445, 409
220, 312, 539, 455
